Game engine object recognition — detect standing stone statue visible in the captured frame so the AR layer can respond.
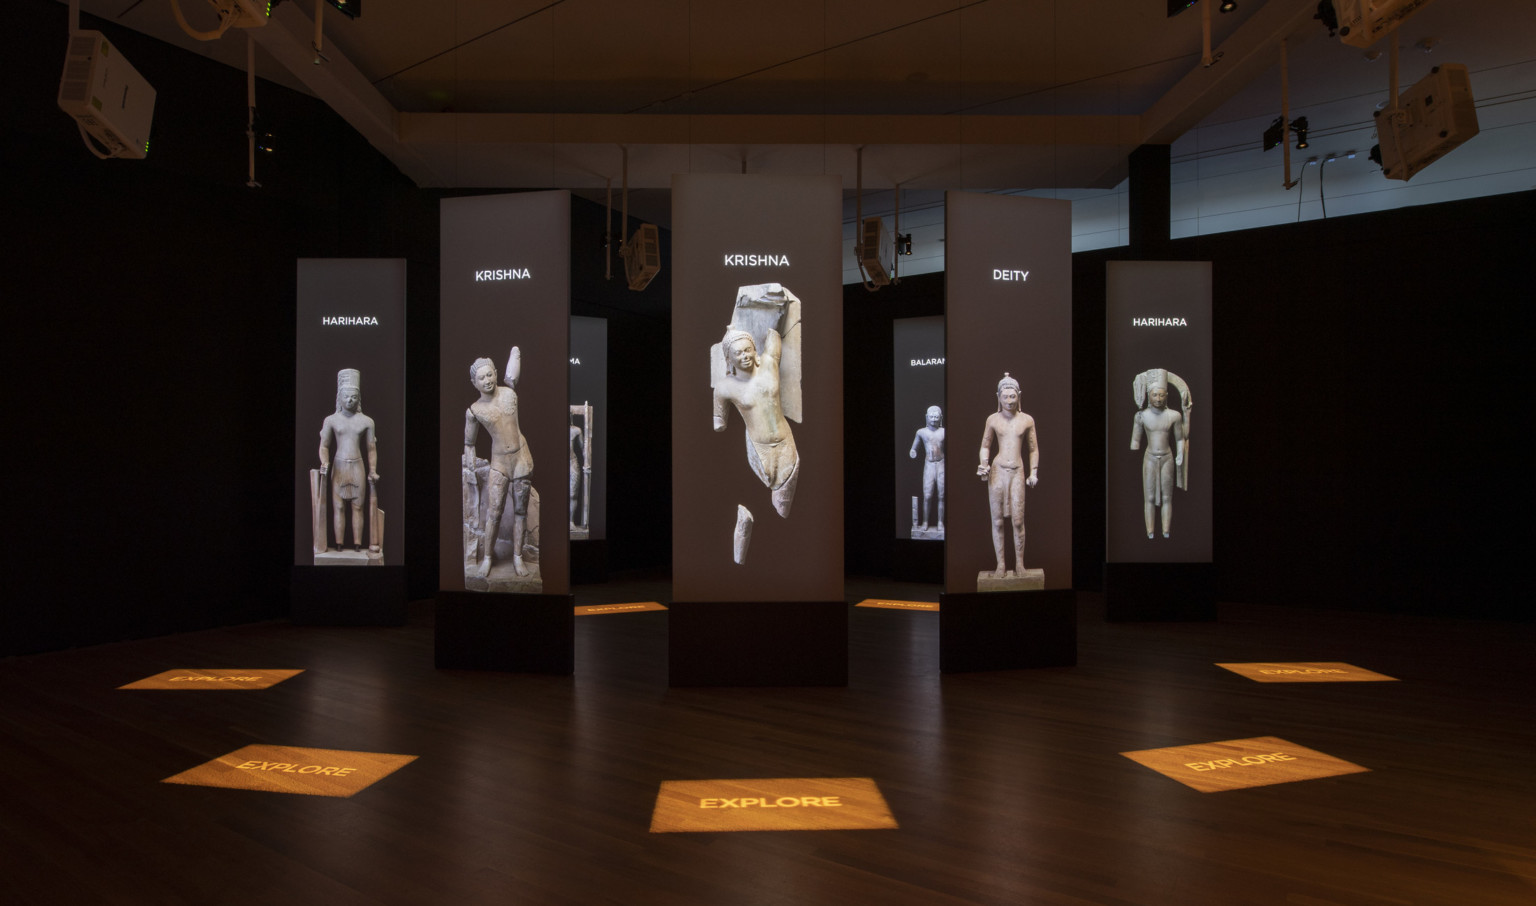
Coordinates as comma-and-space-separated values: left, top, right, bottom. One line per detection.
710, 284, 802, 563
311, 368, 383, 565
462, 348, 541, 592
568, 402, 592, 540
976, 373, 1042, 590
909, 405, 945, 540
1131, 368, 1191, 539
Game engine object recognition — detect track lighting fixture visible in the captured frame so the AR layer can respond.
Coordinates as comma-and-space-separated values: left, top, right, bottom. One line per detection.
1219, 1, 1237, 12
1291, 116, 1310, 149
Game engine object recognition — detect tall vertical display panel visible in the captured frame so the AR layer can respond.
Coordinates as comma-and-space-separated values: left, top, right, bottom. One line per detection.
670, 174, 845, 685
891, 316, 946, 581
291, 259, 408, 625
941, 192, 1075, 671
569, 316, 607, 580
436, 192, 574, 672
1105, 261, 1215, 620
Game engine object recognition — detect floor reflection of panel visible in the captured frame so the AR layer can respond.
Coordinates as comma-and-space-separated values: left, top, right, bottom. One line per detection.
854, 599, 940, 611
1120, 736, 1370, 792
574, 602, 668, 616
649, 778, 898, 832
118, 669, 305, 690
162, 745, 416, 798
1215, 662, 1398, 682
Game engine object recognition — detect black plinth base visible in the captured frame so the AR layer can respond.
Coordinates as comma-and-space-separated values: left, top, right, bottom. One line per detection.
892, 538, 944, 583
939, 589, 1076, 673
669, 601, 848, 687
1104, 562, 1216, 622
571, 539, 608, 585
290, 565, 407, 626
434, 591, 575, 673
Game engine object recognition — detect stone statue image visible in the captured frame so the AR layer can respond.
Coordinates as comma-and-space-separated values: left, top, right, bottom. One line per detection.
908, 405, 945, 540
311, 368, 383, 565
976, 372, 1042, 591
462, 348, 541, 592
710, 283, 803, 563
569, 402, 592, 540
1131, 368, 1191, 539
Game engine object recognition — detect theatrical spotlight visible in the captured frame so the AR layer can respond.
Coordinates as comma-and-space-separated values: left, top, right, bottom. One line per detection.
1291, 117, 1310, 149
897, 233, 913, 256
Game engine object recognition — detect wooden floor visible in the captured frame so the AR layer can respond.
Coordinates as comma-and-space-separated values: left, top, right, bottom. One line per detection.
3, 576, 1533, 905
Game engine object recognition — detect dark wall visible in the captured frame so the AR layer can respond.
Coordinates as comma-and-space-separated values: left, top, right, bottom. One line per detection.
843, 191, 1532, 620
3, 1, 440, 656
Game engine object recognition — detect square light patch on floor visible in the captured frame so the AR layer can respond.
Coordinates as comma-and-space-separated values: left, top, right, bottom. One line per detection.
854, 599, 940, 612
650, 777, 898, 832
162, 745, 416, 798
1121, 736, 1370, 793
574, 601, 668, 616
119, 669, 305, 690
1215, 661, 1398, 683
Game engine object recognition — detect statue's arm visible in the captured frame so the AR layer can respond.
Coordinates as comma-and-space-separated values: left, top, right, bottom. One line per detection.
977, 420, 995, 478
1026, 419, 1039, 472
712, 388, 730, 432
910, 429, 923, 458
463, 409, 479, 468
1173, 414, 1185, 466
505, 346, 521, 388
318, 420, 333, 472
1130, 411, 1144, 450
765, 327, 782, 363
366, 420, 379, 481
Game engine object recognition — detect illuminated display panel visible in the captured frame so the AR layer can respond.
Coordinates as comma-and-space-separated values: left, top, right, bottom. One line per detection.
670, 174, 843, 603
293, 259, 406, 566
893, 317, 946, 541
438, 192, 571, 595
569, 316, 607, 541
1105, 261, 1213, 563
942, 192, 1073, 594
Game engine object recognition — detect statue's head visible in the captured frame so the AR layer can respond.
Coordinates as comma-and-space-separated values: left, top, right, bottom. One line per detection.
925, 405, 942, 428
1149, 386, 1168, 409
721, 327, 757, 375
471, 358, 498, 394
996, 373, 1020, 413
335, 369, 362, 413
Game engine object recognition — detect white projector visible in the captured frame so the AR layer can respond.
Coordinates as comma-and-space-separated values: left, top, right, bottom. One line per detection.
57, 31, 156, 159
1374, 63, 1479, 182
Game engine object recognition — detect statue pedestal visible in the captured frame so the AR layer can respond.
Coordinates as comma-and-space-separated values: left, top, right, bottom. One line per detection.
313, 549, 384, 566
290, 565, 407, 626
434, 591, 574, 673
910, 525, 945, 541
464, 560, 543, 594
669, 600, 847, 687
1104, 562, 1216, 621
939, 588, 1076, 673
976, 568, 1044, 592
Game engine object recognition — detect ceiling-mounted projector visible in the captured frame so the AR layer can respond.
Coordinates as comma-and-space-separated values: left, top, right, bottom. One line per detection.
1326, 0, 1439, 48
57, 31, 155, 159
858, 216, 893, 287
1372, 63, 1479, 181
621, 223, 661, 291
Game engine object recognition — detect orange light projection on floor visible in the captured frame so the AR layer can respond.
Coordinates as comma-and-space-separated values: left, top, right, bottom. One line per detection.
119, 669, 305, 690
1120, 736, 1370, 793
162, 745, 416, 798
574, 601, 668, 616
1215, 662, 1398, 683
854, 599, 940, 611
649, 778, 899, 832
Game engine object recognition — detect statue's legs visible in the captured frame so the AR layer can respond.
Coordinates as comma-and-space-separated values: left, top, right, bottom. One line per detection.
1158, 453, 1177, 538
480, 469, 511, 578
1142, 452, 1159, 538
987, 467, 1012, 576
511, 477, 533, 576
332, 489, 347, 548
935, 461, 946, 528
349, 500, 365, 548
1009, 472, 1027, 575
921, 469, 935, 528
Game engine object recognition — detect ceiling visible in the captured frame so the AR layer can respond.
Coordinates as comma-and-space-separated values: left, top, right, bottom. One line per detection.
67, 0, 1535, 229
